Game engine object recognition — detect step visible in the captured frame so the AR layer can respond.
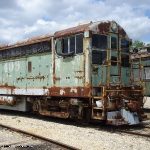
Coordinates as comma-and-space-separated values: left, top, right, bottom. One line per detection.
92, 96, 103, 99
92, 107, 103, 110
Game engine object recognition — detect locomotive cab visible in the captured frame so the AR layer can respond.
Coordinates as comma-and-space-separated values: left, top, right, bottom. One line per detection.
88, 21, 145, 125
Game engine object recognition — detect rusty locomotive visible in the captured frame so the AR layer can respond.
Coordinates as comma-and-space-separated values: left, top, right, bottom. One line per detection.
131, 46, 150, 97
0, 21, 146, 125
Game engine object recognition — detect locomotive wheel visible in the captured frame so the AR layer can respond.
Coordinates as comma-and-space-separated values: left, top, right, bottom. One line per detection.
32, 101, 41, 113
83, 107, 91, 123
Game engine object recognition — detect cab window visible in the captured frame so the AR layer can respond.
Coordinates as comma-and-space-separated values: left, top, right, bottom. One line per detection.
56, 34, 83, 55
121, 54, 130, 67
62, 38, 69, 53
121, 39, 129, 53
76, 34, 83, 54
92, 50, 106, 65
111, 37, 117, 49
92, 34, 107, 49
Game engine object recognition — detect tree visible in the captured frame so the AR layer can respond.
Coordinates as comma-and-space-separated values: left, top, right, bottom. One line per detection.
146, 43, 150, 47
132, 40, 145, 49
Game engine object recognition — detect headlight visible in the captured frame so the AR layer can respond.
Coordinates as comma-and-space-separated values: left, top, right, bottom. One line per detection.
111, 22, 118, 32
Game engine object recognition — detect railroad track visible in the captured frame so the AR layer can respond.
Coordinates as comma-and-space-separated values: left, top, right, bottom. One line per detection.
0, 110, 150, 145
117, 126, 150, 138
0, 123, 79, 150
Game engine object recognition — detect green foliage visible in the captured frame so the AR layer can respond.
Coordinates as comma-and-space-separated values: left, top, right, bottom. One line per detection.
132, 40, 145, 48
147, 43, 150, 47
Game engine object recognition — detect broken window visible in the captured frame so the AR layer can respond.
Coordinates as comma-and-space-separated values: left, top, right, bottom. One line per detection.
111, 37, 117, 49
92, 50, 107, 65
92, 34, 107, 49
121, 54, 130, 67
121, 39, 129, 53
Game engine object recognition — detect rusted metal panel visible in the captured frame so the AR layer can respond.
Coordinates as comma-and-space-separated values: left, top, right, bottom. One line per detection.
54, 54, 85, 87
0, 86, 91, 97
55, 21, 129, 39
54, 23, 90, 38
49, 87, 91, 98
0, 96, 16, 106
39, 111, 69, 119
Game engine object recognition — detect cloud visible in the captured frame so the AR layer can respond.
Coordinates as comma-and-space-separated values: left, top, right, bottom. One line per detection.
0, 0, 150, 44
0, 0, 18, 9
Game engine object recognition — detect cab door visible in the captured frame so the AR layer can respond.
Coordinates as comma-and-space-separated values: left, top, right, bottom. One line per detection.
109, 34, 121, 85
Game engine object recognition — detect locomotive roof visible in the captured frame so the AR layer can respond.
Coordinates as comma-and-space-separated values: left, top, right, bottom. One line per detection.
0, 20, 129, 51
0, 34, 52, 51
55, 20, 128, 38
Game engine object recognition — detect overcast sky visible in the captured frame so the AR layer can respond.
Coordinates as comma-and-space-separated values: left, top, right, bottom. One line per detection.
0, 0, 150, 44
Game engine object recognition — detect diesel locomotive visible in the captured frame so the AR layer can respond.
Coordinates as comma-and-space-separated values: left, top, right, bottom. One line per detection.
131, 46, 150, 96
0, 21, 146, 125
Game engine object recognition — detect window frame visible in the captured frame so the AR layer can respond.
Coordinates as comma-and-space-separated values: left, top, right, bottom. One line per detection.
75, 34, 84, 54
121, 39, 130, 53
111, 36, 118, 50
92, 34, 108, 49
143, 66, 150, 80
121, 54, 130, 67
92, 50, 107, 65
56, 33, 84, 56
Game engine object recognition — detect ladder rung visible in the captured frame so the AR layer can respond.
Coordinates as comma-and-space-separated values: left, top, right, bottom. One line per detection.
110, 74, 120, 76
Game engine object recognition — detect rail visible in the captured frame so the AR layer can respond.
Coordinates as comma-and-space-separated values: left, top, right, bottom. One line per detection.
116, 126, 150, 138
0, 123, 79, 150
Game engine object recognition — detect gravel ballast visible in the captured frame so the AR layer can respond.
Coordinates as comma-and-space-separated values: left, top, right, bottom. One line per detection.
0, 126, 64, 150
0, 113, 150, 150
